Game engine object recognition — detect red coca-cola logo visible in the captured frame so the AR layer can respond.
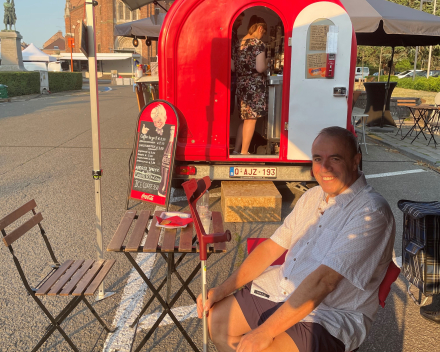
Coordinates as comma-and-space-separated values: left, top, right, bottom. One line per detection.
141, 194, 154, 201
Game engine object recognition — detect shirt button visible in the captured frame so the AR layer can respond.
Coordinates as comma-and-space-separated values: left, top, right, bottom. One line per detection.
284, 277, 288, 280
293, 258, 296, 261
319, 225, 322, 228
307, 242, 309, 245
283, 291, 287, 295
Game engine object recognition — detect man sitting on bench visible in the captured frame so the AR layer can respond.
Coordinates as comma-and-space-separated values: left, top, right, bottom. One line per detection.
197, 126, 395, 352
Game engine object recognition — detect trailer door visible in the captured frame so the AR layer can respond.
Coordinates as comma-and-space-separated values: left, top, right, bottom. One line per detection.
287, 2, 353, 161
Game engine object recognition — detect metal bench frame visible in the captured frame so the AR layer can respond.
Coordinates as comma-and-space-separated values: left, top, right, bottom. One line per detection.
0, 200, 115, 352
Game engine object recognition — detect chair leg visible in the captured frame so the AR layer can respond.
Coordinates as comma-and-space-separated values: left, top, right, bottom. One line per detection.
31, 296, 82, 352
81, 296, 115, 333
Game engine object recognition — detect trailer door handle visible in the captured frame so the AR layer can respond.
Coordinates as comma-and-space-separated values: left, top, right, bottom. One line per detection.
284, 122, 288, 130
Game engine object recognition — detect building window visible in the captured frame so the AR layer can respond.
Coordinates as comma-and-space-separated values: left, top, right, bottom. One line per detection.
117, 0, 140, 22
118, 2, 123, 20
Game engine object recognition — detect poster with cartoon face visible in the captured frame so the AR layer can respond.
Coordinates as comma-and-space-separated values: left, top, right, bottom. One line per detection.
130, 100, 179, 207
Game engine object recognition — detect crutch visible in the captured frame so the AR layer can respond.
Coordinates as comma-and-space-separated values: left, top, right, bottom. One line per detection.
182, 177, 231, 352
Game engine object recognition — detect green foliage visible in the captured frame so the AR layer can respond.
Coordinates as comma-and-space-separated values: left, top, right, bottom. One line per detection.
0, 71, 40, 97
395, 60, 412, 72
48, 72, 82, 93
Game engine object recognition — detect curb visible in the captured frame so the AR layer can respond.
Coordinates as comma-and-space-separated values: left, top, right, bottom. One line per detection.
365, 133, 439, 167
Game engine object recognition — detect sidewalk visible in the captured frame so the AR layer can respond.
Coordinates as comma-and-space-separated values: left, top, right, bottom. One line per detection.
359, 124, 440, 168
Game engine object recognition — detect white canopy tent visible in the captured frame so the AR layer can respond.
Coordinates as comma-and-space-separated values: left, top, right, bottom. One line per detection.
22, 43, 57, 62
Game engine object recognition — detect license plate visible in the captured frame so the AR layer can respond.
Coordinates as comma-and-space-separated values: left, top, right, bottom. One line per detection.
229, 167, 277, 178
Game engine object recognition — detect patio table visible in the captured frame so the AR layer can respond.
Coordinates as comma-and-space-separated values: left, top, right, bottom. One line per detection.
107, 209, 227, 352
401, 104, 440, 147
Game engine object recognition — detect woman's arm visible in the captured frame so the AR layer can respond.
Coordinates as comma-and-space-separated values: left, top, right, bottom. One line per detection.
256, 51, 267, 73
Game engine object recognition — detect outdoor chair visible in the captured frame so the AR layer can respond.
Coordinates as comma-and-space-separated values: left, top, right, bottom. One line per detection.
0, 199, 116, 352
247, 238, 401, 352
427, 92, 440, 146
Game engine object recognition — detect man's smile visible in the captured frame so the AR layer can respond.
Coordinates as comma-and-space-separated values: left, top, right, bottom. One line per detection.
322, 176, 336, 181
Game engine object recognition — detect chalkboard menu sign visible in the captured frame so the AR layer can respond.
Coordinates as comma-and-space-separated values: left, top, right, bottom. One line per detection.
129, 100, 179, 208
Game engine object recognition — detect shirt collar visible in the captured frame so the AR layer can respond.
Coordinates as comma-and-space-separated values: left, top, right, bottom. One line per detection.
322, 172, 367, 209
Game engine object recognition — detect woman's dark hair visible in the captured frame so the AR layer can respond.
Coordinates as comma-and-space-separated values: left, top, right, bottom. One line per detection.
247, 15, 267, 34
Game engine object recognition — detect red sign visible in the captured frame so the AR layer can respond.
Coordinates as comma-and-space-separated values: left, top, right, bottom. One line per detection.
129, 100, 179, 207
67, 37, 75, 48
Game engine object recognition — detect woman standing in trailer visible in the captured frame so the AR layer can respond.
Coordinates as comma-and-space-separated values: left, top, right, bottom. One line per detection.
232, 16, 268, 155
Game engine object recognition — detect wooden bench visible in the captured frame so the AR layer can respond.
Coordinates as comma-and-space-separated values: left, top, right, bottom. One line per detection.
0, 199, 115, 352
107, 208, 227, 352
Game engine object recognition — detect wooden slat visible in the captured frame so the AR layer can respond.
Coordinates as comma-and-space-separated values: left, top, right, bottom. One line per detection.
161, 228, 177, 252
178, 222, 194, 252
107, 210, 136, 251
0, 199, 36, 231
212, 211, 226, 252
47, 260, 84, 296
72, 260, 105, 296
142, 211, 162, 252
84, 259, 115, 296
36, 260, 74, 296
125, 210, 150, 251
2, 212, 43, 247
59, 259, 95, 296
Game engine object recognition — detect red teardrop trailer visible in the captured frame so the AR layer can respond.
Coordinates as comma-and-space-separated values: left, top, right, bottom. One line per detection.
157, 0, 357, 184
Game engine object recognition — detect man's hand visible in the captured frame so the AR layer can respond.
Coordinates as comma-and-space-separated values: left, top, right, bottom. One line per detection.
237, 327, 273, 352
196, 287, 225, 319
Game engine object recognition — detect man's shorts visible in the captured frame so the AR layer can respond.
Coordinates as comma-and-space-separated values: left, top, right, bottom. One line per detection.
234, 283, 345, 352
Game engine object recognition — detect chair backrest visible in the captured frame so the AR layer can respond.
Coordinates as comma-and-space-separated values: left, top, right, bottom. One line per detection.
435, 92, 440, 107
246, 238, 400, 307
246, 238, 287, 266
0, 199, 59, 266
1, 199, 42, 246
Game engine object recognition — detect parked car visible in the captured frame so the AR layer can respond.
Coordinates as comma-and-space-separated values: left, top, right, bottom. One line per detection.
428, 70, 440, 77
355, 66, 369, 81
396, 70, 424, 79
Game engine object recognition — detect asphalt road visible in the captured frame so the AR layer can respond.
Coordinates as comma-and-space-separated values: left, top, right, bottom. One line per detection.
0, 87, 439, 352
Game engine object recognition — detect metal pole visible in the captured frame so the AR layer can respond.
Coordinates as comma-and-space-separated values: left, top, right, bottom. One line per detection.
413, 0, 425, 80
201, 259, 208, 352
427, 0, 437, 78
378, 47, 383, 82
86, 0, 114, 301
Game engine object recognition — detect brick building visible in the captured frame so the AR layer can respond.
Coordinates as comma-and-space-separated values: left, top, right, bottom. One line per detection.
42, 30, 66, 55
64, 0, 171, 65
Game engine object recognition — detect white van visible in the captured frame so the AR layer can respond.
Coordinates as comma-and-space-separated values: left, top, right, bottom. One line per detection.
355, 67, 369, 81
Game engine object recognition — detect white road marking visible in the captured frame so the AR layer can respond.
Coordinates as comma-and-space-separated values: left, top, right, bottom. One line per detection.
365, 169, 426, 179
102, 205, 164, 352
139, 304, 198, 330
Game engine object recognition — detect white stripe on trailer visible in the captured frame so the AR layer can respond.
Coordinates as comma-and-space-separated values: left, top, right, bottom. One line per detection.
366, 169, 426, 179
102, 206, 164, 352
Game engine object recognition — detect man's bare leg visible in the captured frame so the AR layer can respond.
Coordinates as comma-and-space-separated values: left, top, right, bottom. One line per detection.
208, 295, 251, 352
208, 295, 299, 352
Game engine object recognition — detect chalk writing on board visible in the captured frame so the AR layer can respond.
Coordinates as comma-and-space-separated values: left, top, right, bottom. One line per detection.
132, 122, 171, 196
309, 25, 329, 51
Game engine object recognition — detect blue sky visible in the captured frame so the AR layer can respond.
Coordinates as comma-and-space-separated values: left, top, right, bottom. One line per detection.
14, 0, 65, 48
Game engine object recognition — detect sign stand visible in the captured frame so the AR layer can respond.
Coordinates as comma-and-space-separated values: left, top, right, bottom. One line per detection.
126, 99, 179, 211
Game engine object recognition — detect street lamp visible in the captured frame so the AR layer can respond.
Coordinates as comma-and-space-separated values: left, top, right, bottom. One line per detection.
413, 0, 432, 80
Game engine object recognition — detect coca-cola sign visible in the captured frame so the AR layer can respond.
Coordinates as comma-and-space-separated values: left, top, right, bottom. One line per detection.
129, 100, 179, 208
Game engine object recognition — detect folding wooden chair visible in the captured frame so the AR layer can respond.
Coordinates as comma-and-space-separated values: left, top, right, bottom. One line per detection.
247, 238, 400, 352
0, 200, 116, 352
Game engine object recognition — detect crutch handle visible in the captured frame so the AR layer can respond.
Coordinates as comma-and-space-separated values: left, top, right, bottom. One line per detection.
199, 230, 231, 261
